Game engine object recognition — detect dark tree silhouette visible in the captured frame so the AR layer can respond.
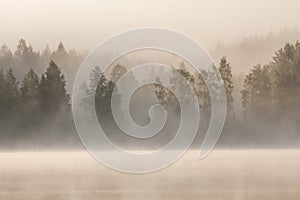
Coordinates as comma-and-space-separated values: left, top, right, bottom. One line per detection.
219, 57, 234, 118
38, 60, 70, 113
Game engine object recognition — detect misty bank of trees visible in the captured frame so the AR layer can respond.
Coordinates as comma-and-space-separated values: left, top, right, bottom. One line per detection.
0, 39, 84, 91
238, 41, 300, 147
242, 42, 300, 123
154, 58, 234, 119
0, 39, 300, 149
0, 60, 77, 149
0, 61, 70, 122
213, 28, 300, 74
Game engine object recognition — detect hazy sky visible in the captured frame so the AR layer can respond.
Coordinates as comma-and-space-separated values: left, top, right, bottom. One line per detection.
1, 0, 300, 51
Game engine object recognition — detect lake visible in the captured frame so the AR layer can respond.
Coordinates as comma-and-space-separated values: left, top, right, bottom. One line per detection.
0, 150, 299, 200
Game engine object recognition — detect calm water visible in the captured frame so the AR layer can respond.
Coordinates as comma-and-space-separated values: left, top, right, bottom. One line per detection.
0, 150, 299, 200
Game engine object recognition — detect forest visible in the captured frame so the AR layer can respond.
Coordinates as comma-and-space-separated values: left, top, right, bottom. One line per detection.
0, 38, 300, 150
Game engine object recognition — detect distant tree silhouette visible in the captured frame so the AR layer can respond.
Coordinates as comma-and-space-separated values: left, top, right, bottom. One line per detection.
0, 69, 6, 119
95, 73, 115, 116
110, 64, 127, 83
241, 64, 272, 120
88, 66, 102, 91
219, 57, 234, 118
21, 69, 39, 101
0, 69, 19, 119
241, 41, 300, 123
19, 69, 40, 124
0, 38, 300, 149
84, 66, 116, 117
196, 68, 210, 112
38, 60, 70, 113
155, 61, 196, 111
0, 44, 14, 69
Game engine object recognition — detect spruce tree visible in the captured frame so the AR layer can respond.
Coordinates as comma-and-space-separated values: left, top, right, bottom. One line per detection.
38, 60, 70, 113
219, 57, 234, 118
21, 69, 39, 100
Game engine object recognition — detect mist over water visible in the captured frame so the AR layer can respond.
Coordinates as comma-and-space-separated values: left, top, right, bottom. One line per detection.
1, 41, 300, 151
1, 150, 300, 200
0, 0, 300, 199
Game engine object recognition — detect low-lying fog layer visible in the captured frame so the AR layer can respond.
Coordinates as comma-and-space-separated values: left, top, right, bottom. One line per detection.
0, 150, 299, 200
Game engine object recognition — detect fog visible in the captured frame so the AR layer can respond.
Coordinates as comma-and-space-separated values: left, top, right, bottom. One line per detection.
1, 0, 300, 52
1, 150, 299, 199
1, 1, 300, 199
1, 40, 300, 150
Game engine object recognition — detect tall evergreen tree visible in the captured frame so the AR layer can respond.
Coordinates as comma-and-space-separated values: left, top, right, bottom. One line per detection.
0, 69, 6, 118
38, 60, 70, 112
14, 39, 28, 58
4, 69, 19, 100
110, 64, 127, 83
0, 44, 14, 69
219, 57, 234, 118
241, 64, 272, 120
270, 41, 300, 121
154, 77, 170, 109
89, 66, 102, 91
196, 69, 210, 111
21, 69, 39, 101
90, 67, 115, 116
0, 69, 19, 116
155, 61, 196, 110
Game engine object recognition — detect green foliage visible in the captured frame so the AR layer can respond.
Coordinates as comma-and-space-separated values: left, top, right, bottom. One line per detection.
171, 62, 195, 105
154, 62, 197, 111
154, 77, 171, 109
219, 57, 234, 118
82, 66, 118, 118
1, 38, 300, 148
154, 60, 234, 119
0, 61, 71, 119
196, 69, 210, 110
241, 64, 273, 120
241, 41, 300, 122
95, 72, 115, 115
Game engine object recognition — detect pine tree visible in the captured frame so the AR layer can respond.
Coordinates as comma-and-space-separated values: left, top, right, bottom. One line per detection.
219, 57, 234, 118
52, 42, 67, 62
38, 60, 70, 112
0, 44, 14, 69
94, 72, 115, 116
241, 64, 272, 120
154, 77, 170, 109
89, 66, 102, 91
42, 45, 51, 59
86, 66, 116, 117
0, 69, 6, 118
110, 64, 127, 83
155, 61, 196, 110
4, 69, 19, 100
21, 69, 39, 100
270, 41, 300, 120
0, 69, 20, 116
196, 69, 210, 111
14, 39, 28, 58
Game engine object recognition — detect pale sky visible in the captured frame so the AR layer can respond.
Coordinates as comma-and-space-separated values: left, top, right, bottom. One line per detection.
1, 0, 300, 51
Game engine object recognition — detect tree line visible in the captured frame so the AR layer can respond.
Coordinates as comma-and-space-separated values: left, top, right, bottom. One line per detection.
0, 60, 69, 119
0, 40, 300, 149
241, 41, 300, 126
0, 39, 84, 91
0, 60, 75, 150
